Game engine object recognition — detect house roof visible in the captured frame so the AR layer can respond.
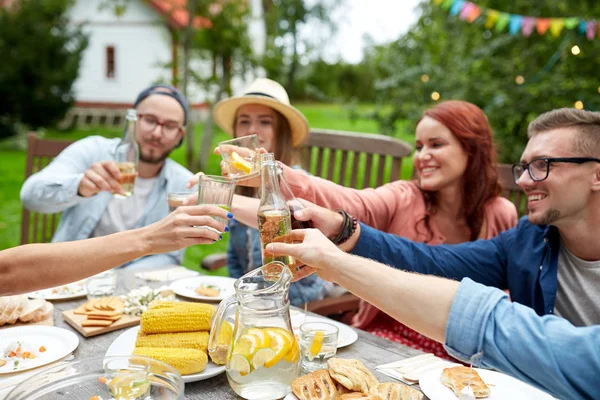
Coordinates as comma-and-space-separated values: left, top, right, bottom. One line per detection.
148, 0, 212, 30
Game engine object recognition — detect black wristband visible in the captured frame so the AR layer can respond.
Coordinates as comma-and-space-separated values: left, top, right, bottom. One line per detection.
332, 210, 358, 245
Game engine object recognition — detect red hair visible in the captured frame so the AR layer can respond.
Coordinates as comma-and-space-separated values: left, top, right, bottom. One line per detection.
417, 100, 502, 241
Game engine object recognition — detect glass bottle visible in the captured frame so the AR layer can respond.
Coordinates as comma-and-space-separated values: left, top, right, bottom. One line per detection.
113, 109, 139, 198
278, 169, 314, 230
257, 153, 294, 276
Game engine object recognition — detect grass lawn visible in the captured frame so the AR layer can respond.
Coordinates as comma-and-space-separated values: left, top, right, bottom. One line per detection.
0, 103, 414, 275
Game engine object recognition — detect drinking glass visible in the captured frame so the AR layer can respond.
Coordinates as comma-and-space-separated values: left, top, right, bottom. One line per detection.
168, 190, 195, 212
197, 175, 235, 225
299, 322, 338, 373
218, 135, 260, 180
86, 270, 117, 299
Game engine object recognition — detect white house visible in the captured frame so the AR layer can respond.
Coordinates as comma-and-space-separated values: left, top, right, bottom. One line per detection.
67, 0, 265, 121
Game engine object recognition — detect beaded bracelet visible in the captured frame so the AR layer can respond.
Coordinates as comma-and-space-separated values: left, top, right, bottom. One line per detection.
332, 210, 358, 245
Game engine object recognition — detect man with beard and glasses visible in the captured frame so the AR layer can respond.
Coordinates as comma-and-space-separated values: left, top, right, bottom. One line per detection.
21, 85, 196, 268
292, 108, 600, 330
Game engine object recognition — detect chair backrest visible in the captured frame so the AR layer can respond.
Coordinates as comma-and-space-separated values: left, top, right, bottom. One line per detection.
21, 133, 74, 245
301, 129, 413, 189
498, 163, 527, 217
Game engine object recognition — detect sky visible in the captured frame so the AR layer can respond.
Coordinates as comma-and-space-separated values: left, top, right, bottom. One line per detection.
320, 0, 423, 63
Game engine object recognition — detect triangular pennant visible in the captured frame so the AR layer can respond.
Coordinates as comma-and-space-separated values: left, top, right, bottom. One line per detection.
485, 10, 499, 30
586, 20, 596, 40
509, 15, 524, 36
459, 2, 475, 20
522, 17, 535, 37
441, 0, 454, 10
449, 0, 466, 17
564, 17, 579, 30
466, 5, 481, 23
578, 20, 587, 35
495, 13, 510, 33
536, 18, 551, 35
549, 19, 565, 37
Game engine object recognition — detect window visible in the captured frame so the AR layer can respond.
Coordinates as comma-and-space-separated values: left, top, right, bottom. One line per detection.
106, 46, 115, 79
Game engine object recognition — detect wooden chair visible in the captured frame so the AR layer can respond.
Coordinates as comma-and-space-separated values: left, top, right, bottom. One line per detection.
21, 133, 74, 245
497, 163, 527, 217
201, 129, 413, 320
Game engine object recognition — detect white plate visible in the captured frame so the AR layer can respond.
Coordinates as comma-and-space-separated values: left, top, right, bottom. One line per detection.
290, 309, 358, 348
170, 276, 237, 301
0, 326, 79, 375
105, 326, 225, 383
419, 367, 556, 400
27, 280, 87, 300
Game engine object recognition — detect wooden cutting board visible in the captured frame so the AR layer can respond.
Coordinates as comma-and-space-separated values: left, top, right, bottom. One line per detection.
0, 303, 54, 330
62, 309, 140, 337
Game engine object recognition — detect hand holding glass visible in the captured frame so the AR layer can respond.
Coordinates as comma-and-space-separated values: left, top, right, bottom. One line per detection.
197, 175, 235, 225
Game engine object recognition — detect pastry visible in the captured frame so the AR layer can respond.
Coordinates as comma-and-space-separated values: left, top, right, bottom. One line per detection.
440, 366, 490, 398
292, 369, 339, 400
327, 358, 379, 394
340, 393, 382, 400
370, 382, 424, 400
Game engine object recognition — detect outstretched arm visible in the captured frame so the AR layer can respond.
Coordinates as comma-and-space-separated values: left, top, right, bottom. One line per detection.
0, 205, 230, 296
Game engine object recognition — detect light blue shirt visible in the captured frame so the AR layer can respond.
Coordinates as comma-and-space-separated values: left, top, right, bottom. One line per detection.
20, 136, 193, 268
445, 278, 600, 399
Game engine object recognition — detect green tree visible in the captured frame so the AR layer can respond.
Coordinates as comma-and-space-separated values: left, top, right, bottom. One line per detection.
0, 0, 88, 138
366, 0, 600, 162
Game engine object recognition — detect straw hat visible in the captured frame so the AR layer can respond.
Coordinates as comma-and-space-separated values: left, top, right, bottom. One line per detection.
213, 78, 310, 147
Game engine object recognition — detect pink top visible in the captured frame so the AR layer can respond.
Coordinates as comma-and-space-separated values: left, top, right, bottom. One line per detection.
282, 165, 519, 327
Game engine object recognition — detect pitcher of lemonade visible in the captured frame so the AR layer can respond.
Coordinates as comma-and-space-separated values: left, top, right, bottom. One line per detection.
208, 262, 300, 400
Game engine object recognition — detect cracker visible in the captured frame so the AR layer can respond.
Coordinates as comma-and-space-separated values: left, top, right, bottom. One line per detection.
82, 319, 114, 327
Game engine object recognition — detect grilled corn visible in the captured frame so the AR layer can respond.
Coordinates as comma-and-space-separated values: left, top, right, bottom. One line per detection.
133, 347, 208, 375
135, 331, 209, 352
140, 302, 214, 334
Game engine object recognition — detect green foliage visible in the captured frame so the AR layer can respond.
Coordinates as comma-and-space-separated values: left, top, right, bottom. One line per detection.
0, 0, 88, 139
364, 0, 600, 162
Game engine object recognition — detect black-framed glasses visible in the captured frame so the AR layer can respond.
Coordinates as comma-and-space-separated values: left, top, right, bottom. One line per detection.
138, 113, 183, 139
512, 157, 600, 184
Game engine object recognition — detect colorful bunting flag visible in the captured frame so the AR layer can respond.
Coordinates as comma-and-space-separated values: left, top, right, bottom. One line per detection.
436, 0, 598, 41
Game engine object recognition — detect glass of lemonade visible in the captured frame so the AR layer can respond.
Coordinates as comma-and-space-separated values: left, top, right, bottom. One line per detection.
115, 162, 136, 198
197, 175, 235, 225
168, 190, 195, 212
299, 322, 338, 374
218, 134, 260, 180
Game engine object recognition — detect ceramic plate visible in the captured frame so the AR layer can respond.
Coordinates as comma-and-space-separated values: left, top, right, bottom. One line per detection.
105, 326, 225, 383
419, 367, 556, 400
27, 280, 87, 301
290, 309, 358, 348
170, 276, 237, 301
0, 326, 79, 375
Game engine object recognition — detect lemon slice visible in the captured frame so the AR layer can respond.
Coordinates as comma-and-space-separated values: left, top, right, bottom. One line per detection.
232, 333, 261, 358
310, 331, 325, 358
252, 348, 276, 369
263, 329, 292, 368
229, 354, 251, 376
108, 371, 151, 400
230, 151, 253, 174
284, 341, 299, 363
248, 328, 271, 348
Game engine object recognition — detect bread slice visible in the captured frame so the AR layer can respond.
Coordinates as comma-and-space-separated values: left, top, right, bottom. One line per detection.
440, 366, 490, 398
0, 295, 26, 325
18, 298, 47, 322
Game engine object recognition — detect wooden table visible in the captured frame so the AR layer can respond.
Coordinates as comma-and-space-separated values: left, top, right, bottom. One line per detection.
49, 268, 427, 399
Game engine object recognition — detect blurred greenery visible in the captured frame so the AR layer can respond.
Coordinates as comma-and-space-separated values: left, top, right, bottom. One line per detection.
0, 103, 413, 276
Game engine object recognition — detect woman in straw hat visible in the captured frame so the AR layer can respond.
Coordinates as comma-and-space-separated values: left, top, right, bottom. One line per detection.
210, 78, 332, 305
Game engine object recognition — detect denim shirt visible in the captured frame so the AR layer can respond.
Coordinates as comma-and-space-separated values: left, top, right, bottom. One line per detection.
227, 219, 331, 306
20, 136, 193, 268
352, 217, 561, 317
446, 278, 600, 399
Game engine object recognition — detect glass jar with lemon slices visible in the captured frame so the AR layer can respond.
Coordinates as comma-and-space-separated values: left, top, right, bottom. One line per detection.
208, 262, 300, 400
218, 134, 261, 180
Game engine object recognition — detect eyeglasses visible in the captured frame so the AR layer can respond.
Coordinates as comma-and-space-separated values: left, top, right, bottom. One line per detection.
512, 157, 600, 184
138, 114, 183, 139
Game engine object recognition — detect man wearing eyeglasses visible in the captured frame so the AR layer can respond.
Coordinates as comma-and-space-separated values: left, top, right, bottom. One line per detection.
20, 84, 196, 269
328, 108, 600, 329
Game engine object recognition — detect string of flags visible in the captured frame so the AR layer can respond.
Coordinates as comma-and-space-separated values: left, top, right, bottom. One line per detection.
435, 0, 599, 40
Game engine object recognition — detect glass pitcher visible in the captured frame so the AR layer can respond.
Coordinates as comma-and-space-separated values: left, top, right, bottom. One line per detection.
208, 262, 300, 400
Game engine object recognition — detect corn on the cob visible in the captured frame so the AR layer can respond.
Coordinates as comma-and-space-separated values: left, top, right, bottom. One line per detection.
136, 331, 209, 352
133, 347, 207, 375
209, 321, 233, 365
140, 302, 214, 334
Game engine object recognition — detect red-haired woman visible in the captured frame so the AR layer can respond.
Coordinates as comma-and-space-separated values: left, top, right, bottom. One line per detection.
250, 100, 518, 358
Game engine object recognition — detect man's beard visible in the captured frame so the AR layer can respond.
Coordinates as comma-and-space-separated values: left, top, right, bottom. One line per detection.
140, 148, 171, 164
529, 208, 561, 225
